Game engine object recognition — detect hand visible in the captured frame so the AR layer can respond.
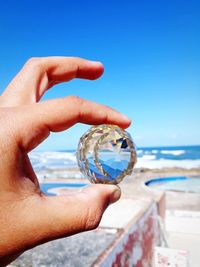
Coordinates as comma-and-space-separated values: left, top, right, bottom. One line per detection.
0, 57, 131, 266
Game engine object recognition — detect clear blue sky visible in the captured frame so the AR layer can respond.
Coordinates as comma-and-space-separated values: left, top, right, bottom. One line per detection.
0, 0, 199, 150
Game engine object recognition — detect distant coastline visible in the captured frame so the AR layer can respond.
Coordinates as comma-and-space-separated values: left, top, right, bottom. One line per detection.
29, 145, 200, 174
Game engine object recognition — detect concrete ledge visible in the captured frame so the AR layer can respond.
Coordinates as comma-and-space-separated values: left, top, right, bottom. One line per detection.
94, 202, 160, 266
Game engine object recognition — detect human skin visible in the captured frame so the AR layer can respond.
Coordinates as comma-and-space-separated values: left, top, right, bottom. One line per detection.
0, 57, 131, 266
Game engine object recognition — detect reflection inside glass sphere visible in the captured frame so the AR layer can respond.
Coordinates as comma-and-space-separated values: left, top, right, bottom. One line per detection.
76, 124, 137, 184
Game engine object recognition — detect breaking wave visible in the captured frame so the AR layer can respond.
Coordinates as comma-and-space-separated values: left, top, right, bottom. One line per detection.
29, 145, 200, 172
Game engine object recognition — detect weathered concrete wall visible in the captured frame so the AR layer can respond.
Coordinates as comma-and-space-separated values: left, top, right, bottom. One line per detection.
94, 203, 160, 267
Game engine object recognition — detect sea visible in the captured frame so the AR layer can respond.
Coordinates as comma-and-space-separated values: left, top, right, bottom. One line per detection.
29, 145, 200, 173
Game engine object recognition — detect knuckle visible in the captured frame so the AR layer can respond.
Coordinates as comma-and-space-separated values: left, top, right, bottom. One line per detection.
26, 57, 40, 66
96, 109, 108, 121
67, 95, 83, 105
67, 56, 81, 61
104, 105, 112, 111
25, 57, 44, 71
84, 206, 101, 231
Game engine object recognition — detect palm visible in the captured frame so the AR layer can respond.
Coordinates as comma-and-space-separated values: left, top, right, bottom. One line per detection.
0, 57, 130, 266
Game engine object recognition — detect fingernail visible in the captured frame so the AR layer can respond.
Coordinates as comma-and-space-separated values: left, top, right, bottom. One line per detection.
89, 61, 103, 67
110, 187, 121, 204
120, 114, 131, 123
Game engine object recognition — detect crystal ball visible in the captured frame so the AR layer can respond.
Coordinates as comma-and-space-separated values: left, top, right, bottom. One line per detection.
76, 124, 137, 184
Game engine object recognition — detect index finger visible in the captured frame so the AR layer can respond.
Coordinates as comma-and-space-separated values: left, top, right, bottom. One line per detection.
16, 96, 131, 151
1, 57, 104, 106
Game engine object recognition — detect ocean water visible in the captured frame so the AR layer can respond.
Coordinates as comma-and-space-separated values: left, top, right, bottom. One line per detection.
136, 145, 200, 169
29, 145, 200, 172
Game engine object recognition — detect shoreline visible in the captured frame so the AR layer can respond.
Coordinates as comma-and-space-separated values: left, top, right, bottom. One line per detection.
37, 166, 200, 183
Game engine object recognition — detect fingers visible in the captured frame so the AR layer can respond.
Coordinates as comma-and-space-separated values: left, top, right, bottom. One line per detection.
1, 57, 104, 107
30, 185, 121, 245
16, 96, 131, 151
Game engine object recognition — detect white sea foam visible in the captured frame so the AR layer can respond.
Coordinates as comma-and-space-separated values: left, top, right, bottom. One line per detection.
29, 150, 200, 172
140, 155, 156, 160
135, 159, 200, 169
29, 151, 77, 171
144, 151, 151, 154
160, 150, 185, 156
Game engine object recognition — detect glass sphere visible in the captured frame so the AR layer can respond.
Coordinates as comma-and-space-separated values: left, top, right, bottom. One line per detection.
76, 124, 137, 184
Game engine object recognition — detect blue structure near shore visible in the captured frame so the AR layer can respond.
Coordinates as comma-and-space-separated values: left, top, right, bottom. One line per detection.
145, 176, 187, 186
145, 176, 200, 194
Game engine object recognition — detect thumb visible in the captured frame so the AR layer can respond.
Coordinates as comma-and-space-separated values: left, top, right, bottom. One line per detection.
29, 185, 121, 246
